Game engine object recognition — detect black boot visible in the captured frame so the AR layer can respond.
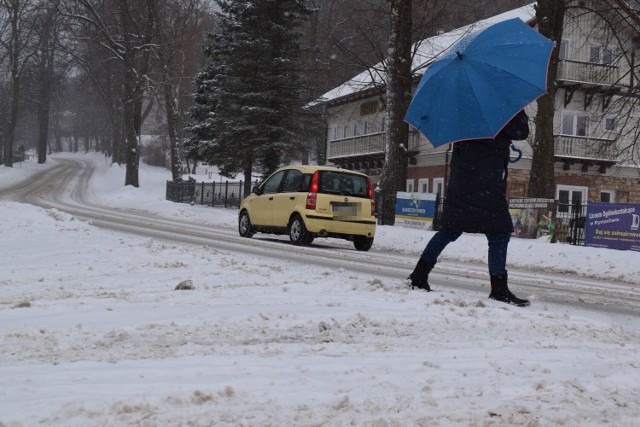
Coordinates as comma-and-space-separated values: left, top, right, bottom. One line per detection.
408, 259, 434, 291
489, 274, 530, 307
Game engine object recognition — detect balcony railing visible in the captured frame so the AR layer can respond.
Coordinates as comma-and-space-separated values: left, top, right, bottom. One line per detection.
557, 59, 619, 87
328, 131, 420, 159
554, 135, 617, 161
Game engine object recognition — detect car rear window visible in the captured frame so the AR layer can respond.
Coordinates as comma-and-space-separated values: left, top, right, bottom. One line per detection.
318, 171, 369, 198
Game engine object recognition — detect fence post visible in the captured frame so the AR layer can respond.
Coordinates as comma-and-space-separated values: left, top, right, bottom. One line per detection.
571, 200, 580, 245
212, 182, 216, 206
224, 181, 229, 208
432, 193, 441, 230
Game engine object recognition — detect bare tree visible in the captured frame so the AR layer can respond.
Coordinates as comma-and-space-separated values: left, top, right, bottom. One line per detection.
28, 0, 67, 164
65, 0, 155, 187
62, 19, 128, 163
528, 0, 640, 197
148, 0, 206, 181
377, 0, 412, 225
527, 0, 566, 198
0, 0, 43, 167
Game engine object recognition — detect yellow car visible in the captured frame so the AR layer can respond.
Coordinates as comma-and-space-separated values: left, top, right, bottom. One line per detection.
238, 165, 376, 251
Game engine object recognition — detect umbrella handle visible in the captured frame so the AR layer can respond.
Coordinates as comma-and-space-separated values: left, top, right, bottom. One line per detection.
509, 143, 523, 163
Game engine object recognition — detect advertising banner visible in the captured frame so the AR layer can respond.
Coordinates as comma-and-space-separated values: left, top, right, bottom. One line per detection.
395, 192, 437, 230
585, 203, 640, 251
508, 198, 557, 241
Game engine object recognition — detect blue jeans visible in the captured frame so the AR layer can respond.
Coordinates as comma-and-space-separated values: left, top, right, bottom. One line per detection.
420, 229, 510, 276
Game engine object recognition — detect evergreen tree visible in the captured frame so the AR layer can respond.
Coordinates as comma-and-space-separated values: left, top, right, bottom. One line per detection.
188, 0, 312, 192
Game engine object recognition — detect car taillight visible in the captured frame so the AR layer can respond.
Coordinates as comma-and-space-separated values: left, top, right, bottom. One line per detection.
306, 171, 319, 210
367, 177, 375, 217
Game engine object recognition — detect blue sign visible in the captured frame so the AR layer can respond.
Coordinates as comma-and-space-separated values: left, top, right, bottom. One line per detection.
584, 202, 640, 251
395, 192, 437, 229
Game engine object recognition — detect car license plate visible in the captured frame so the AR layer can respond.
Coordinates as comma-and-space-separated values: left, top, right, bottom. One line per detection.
332, 202, 358, 220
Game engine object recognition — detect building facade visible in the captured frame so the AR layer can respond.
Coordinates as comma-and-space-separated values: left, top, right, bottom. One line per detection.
320, 1, 640, 216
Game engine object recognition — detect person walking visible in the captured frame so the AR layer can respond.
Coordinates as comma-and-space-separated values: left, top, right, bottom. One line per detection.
407, 109, 531, 307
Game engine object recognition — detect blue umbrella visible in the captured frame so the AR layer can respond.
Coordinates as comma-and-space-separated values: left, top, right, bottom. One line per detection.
404, 18, 553, 147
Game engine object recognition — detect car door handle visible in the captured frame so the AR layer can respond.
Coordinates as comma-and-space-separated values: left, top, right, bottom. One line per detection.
289, 196, 295, 200
268, 197, 274, 201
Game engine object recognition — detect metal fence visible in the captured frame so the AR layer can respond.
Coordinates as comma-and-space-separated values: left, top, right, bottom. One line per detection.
554, 201, 588, 246
166, 179, 256, 209
433, 196, 589, 246
168, 182, 591, 245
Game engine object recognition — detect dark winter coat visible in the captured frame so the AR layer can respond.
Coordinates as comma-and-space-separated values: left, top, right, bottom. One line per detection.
440, 110, 529, 234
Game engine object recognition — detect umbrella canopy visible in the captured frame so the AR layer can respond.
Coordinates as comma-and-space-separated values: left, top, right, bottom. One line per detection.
404, 18, 553, 147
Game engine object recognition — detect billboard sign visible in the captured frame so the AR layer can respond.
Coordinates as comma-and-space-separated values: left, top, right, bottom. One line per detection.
508, 198, 557, 241
584, 203, 640, 251
395, 192, 437, 230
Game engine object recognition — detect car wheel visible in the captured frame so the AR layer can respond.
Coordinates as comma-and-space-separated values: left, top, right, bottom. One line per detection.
289, 215, 313, 246
353, 236, 373, 251
238, 211, 254, 238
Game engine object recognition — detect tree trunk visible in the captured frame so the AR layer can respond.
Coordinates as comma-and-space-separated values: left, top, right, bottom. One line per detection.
121, 44, 148, 187
243, 162, 253, 197
37, 100, 50, 164
149, 0, 183, 182
163, 79, 182, 181
54, 112, 62, 152
110, 107, 125, 164
4, 74, 20, 167
528, 0, 565, 198
377, 0, 412, 225
37, 46, 54, 164
123, 80, 141, 187
3, 2, 23, 168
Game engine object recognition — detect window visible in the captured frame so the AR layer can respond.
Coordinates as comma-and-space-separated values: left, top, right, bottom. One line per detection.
603, 116, 617, 133
589, 45, 613, 65
562, 111, 588, 136
262, 170, 286, 194
343, 124, 349, 139
559, 39, 569, 60
556, 185, 587, 218
332, 126, 338, 141
433, 177, 444, 196
600, 190, 614, 203
406, 179, 415, 192
319, 171, 368, 197
353, 122, 358, 136
418, 178, 429, 193
363, 121, 369, 135
282, 170, 303, 192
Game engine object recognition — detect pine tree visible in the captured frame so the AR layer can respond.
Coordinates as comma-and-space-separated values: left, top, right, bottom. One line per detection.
188, 0, 312, 191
